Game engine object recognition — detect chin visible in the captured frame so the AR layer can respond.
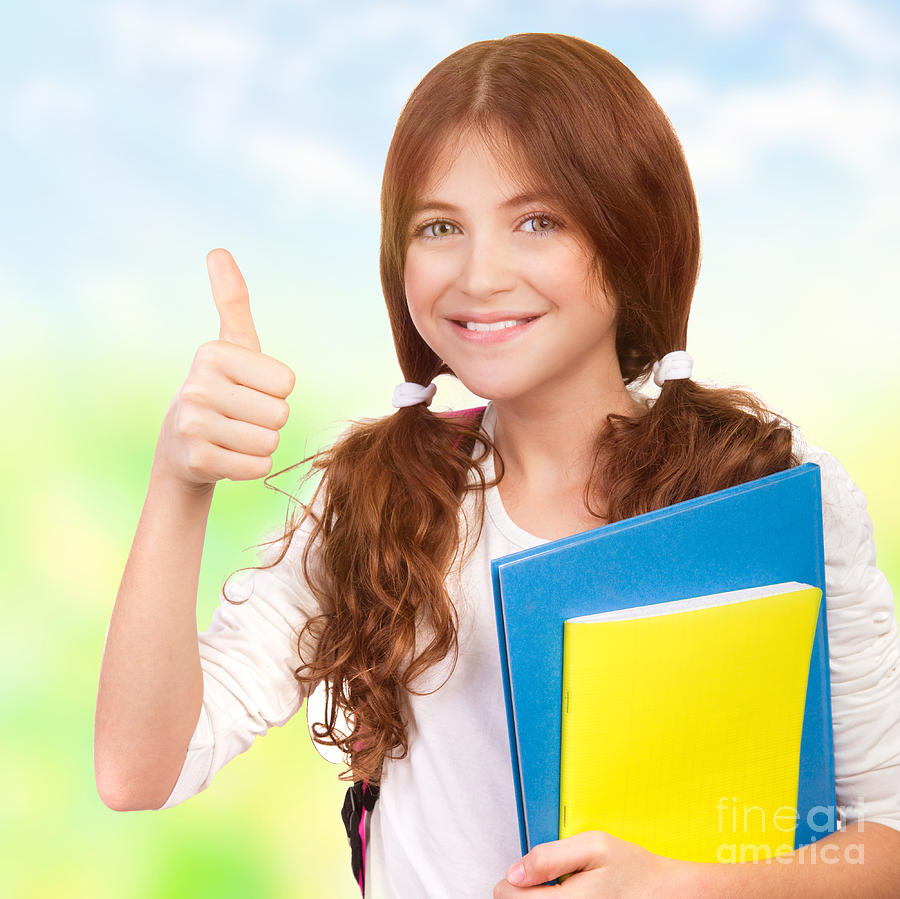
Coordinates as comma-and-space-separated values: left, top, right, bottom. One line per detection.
455, 377, 529, 404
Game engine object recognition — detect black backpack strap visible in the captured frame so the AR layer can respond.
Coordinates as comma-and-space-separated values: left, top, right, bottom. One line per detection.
342, 780, 381, 895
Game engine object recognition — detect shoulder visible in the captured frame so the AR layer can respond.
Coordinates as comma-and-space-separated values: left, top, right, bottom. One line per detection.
789, 425, 896, 642
789, 427, 874, 579
790, 426, 860, 500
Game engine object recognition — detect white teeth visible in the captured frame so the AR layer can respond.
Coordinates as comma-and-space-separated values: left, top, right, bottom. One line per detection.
464, 319, 528, 332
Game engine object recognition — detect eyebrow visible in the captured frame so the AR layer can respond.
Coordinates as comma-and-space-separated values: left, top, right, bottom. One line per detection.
412, 191, 556, 215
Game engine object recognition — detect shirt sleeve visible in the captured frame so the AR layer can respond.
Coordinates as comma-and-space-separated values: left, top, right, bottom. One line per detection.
158, 500, 327, 810
799, 437, 900, 834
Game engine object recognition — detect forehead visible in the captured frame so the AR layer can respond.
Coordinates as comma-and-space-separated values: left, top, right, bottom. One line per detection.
415, 128, 537, 198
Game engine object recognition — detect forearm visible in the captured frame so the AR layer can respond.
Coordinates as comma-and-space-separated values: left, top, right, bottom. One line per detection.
685, 822, 900, 898
94, 449, 212, 811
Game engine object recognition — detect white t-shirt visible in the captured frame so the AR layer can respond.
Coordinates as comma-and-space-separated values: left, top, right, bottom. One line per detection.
159, 401, 900, 898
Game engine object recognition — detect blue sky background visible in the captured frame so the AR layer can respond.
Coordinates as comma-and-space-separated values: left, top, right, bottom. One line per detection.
2, 0, 898, 422
1, 3, 898, 895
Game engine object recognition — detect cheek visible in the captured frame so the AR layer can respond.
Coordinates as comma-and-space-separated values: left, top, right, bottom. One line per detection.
403, 261, 419, 305
524, 244, 593, 297
402, 263, 433, 346
403, 252, 442, 319
553, 255, 609, 313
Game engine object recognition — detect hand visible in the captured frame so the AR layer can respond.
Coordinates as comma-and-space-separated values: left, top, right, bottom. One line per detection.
154, 248, 296, 492
493, 831, 697, 898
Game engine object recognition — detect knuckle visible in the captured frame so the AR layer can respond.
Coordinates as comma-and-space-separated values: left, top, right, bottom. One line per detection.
194, 340, 220, 367
175, 396, 206, 437
277, 400, 290, 428
266, 363, 294, 399
185, 446, 210, 479
176, 410, 200, 439
180, 380, 207, 408
528, 845, 546, 873
174, 394, 205, 429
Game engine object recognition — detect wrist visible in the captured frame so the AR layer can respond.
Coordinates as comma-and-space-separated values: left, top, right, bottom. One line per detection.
150, 455, 216, 501
664, 859, 714, 898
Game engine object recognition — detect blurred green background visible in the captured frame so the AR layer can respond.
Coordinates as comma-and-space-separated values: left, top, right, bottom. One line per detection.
2, 1, 898, 897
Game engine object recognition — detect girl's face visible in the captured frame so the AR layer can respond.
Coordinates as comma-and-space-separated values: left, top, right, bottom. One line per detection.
404, 132, 622, 409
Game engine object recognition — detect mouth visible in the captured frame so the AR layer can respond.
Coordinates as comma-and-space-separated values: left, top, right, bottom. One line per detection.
448, 315, 542, 343
452, 316, 540, 332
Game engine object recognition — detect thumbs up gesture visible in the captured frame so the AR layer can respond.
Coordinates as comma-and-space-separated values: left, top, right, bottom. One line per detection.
155, 249, 296, 491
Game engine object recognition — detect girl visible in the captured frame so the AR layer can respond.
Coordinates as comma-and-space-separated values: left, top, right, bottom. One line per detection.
94, 33, 900, 898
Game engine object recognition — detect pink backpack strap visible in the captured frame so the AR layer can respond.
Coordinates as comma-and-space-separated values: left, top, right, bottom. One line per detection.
437, 405, 487, 449
436, 405, 487, 425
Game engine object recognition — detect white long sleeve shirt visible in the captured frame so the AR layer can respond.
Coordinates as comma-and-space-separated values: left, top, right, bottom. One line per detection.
159, 401, 900, 897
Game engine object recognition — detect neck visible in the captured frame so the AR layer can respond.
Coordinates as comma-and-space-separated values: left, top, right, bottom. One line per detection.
490, 381, 646, 496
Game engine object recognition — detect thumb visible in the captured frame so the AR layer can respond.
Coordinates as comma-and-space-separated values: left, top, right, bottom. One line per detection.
507, 835, 596, 886
207, 248, 261, 352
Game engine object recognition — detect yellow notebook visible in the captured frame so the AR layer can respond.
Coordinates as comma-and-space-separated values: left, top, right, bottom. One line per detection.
559, 581, 822, 863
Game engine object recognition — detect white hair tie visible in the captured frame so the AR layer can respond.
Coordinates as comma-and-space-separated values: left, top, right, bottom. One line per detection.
392, 381, 437, 408
652, 351, 693, 387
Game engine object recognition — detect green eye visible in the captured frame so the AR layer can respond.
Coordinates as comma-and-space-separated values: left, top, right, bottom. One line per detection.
521, 214, 561, 235
432, 222, 456, 237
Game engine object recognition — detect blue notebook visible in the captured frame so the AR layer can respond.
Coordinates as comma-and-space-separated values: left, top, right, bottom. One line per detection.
490, 462, 835, 856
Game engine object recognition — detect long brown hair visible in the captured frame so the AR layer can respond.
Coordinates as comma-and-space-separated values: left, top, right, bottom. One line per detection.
226, 33, 797, 785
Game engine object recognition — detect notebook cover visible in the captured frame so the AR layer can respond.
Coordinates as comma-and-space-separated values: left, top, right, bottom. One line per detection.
559, 584, 822, 861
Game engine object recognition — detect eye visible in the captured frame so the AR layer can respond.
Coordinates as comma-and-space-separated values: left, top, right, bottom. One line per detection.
413, 219, 459, 240
519, 213, 561, 237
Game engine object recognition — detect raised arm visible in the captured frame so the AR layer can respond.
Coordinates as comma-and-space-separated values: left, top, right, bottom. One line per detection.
94, 249, 296, 811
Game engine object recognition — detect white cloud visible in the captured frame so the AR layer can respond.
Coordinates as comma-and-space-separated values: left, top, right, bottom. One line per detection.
100, 4, 264, 145
644, 68, 900, 193
806, 0, 900, 63
275, 1, 483, 93
183, 72, 254, 146
96, 2, 475, 192
645, 70, 707, 111
322, 0, 480, 47
573, 0, 777, 30
103, 3, 262, 77
242, 130, 378, 209
8, 78, 97, 140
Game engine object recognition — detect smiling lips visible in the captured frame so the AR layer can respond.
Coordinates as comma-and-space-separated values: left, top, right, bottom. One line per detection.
461, 318, 534, 331
448, 314, 543, 343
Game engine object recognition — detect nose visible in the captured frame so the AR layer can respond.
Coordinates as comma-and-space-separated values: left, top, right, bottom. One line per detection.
455, 229, 516, 300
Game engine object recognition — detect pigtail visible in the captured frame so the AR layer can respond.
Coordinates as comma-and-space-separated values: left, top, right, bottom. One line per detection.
594, 377, 799, 524
291, 399, 492, 785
